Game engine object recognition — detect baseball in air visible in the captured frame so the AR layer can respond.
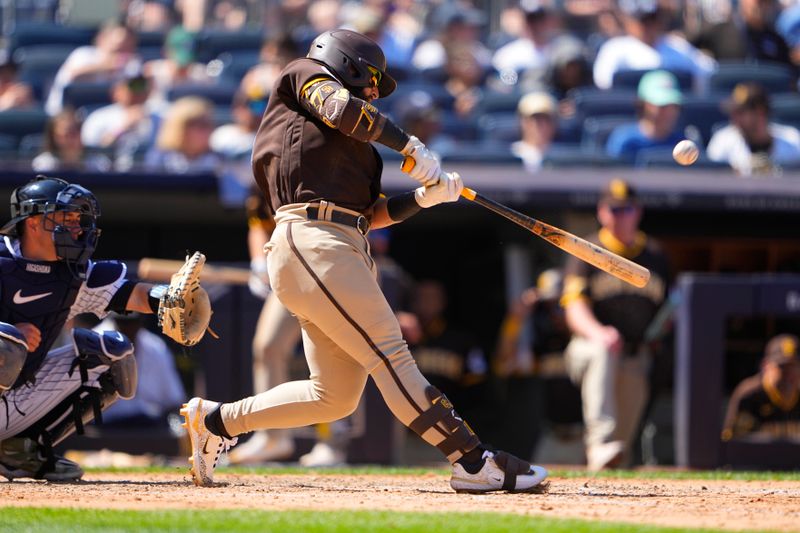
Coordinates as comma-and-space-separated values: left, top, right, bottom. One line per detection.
673, 139, 699, 166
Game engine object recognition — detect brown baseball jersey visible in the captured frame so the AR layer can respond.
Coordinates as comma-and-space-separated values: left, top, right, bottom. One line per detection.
722, 375, 800, 441
561, 228, 670, 350
251, 58, 406, 215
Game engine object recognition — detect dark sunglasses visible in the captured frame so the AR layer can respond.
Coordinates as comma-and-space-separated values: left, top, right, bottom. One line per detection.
610, 204, 637, 215
127, 77, 148, 93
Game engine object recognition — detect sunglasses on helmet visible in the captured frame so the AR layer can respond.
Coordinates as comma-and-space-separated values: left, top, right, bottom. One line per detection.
367, 65, 382, 87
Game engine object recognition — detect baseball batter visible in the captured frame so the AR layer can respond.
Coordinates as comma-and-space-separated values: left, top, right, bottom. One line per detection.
182, 29, 548, 493
0, 176, 206, 480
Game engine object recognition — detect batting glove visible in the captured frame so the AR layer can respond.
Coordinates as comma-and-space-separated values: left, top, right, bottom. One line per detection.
414, 172, 463, 208
401, 136, 441, 187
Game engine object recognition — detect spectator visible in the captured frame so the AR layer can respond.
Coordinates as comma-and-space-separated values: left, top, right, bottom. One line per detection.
443, 42, 489, 118
46, 20, 139, 115
145, 96, 220, 173
125, 0, 177, 32
592, 0, 716, 91
408, 280, 492, 433
0, 49, 34, 110
391, 89, 457, 153
80, 62, 156, 166
412, 3, 491, 72
606, 70, 685, 163
492, 0, 559, 75
707, 82, 800, 176
241, 33, 300, 99
493, 268, 570, 460
692, 0, 793, 68
511, 91, 559, 172
210, 83, 269, 158
722, 334, 800, 442
32, 109, 111, 172
99, 313, 187, 427
520, 35, 593, 102
561, 179, 670, 470
144, 26, 212, 113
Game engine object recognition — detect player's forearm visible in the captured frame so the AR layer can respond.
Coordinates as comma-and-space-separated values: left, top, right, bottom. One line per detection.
369, 197, 397, 229
564, 298, 606, 340
127, 282, 158, 314
301, 79, 408, 150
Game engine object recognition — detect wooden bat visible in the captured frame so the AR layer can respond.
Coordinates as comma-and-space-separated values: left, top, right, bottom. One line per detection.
401, 157, 651, 288
138, 258, 251, 285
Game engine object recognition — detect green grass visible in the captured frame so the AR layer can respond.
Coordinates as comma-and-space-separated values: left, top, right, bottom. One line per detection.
3, 508, 778, 533
85, 464, 800, 482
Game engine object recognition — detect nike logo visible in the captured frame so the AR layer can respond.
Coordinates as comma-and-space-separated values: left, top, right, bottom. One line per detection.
13, 290, 53, 304
202, 438, 210, 455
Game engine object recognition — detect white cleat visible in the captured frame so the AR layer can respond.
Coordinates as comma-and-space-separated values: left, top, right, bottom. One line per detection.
450, 450, 549, 494
228, 431, 295, 465
180, 397, 237, 487
299, 441, 346, 467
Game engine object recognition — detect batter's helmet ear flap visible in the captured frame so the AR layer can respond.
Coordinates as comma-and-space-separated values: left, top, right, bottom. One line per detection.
307, 29, 396, 97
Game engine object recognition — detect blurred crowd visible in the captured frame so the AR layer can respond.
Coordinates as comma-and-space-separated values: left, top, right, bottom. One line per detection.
3, 0, 800, 178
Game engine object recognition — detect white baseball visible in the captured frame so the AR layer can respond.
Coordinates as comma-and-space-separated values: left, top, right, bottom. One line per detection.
673, 139, 699, 166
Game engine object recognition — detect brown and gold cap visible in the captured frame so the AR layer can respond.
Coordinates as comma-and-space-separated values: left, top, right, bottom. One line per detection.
764, 334, 799, 365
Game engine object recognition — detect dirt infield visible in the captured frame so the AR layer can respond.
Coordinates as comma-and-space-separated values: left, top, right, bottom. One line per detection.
2, 472, 799, 531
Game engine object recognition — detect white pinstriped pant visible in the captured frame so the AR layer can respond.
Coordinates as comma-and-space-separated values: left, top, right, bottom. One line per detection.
0, 344, 108, 440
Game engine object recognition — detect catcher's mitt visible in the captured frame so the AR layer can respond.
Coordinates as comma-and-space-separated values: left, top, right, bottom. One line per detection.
158, 251, 212, 346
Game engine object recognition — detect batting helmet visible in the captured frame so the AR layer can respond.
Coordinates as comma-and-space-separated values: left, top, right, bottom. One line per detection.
307, 29, 396, 98
1, 175, 101, 275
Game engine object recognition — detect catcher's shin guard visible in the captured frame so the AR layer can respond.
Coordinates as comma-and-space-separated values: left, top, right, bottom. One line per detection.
408, 386, 480, 462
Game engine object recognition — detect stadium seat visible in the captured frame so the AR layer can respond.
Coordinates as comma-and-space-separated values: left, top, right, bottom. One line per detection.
167, 83, 238, 106
709, 62, 796, 94
678, 95, 728, 146
479, 112, 520, 142
14, 44, 77, 101
0, 133, 20, 156
0, 109, 48, 146
437, 140, 517, 164
18, 133, 44, 157
770, 92, 800, 125
194, 30, 264, 63
612, 69, 693, 92
541, 144, 621, 168
476, 90, 522, 115
62, 81, 114, 111
581, 115, 636, 153
9, 22, 94, 53
440, 112, 481, 141
378, 82, 455, 115
218, 50, 261, 84
571, 88, 638, 119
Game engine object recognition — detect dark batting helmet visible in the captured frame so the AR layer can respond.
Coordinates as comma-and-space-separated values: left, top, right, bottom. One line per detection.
1, 175, 101, 277
306, 29, 396, 97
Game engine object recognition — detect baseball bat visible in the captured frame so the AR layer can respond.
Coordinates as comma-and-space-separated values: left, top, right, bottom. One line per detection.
401, 157, 651, 288
138, 258, 251, 285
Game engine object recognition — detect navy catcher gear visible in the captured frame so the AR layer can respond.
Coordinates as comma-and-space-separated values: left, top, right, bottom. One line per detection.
306, 29, 396, 97
0, 322, 27, 392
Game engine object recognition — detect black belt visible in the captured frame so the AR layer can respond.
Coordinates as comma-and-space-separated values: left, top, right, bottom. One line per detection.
306, 206, 370, 235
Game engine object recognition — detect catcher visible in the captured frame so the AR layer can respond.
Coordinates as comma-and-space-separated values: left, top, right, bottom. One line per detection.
0, 175, 210, 481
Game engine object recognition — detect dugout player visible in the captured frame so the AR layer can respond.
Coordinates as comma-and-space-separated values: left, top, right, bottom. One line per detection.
181, 29, 548, 493
560, 179, 670, 471
722, 334, 800, 442
0, 175, 186, 481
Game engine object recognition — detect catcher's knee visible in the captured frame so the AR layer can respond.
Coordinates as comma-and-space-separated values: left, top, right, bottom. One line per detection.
408, 386, 480, 460
0, 322, 28, 391
72, 328, 137, 399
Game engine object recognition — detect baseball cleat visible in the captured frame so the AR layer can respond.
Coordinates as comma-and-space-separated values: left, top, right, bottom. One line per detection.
450, 450, 548, 494
0, 438, 84, 482
181, 397, 237, 487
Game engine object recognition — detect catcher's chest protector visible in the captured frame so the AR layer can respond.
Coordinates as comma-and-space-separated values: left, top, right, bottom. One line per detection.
0, 254, 81, 381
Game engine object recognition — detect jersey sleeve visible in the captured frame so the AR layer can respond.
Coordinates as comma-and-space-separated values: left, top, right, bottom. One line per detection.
291, 61, 408, 151
68, 260, 128, 320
